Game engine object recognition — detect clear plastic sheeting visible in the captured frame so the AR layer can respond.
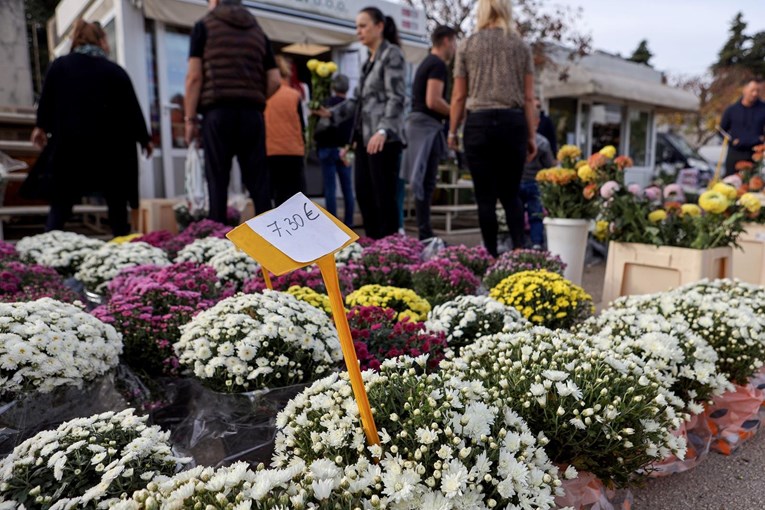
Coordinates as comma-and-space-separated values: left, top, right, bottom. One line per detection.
0, 374, 128, 458
555, 471, 633, 510
705, 383, 764, 455
167, 379, 307, 468
649, 413, 712, 477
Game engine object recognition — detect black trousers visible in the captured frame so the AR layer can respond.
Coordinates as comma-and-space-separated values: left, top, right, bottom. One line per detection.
414, 142, 441, 240
268, 155, 306, 207
202, 106, 270, 222
46, 192, 131, 237
463, 109, 528, 257
724, 146, 754, 177
354, 139, 402, 239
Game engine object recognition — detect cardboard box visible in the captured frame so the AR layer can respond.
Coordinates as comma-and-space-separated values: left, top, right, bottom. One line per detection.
732, 223, 765, 285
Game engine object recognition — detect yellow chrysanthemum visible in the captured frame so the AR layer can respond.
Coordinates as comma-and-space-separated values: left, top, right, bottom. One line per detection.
286, 286, 334, 316
316, 63, 331, 78
739, 192, 763, 214
598, 145, 617, 159
345, 284, 430, 321
109, 233, 142, 244
698, 190, 729, 214
556, 144, 582, 162
306, 59, 319, 71
594, 220, 609, 241
712, 182, 738, 201
326, 61, 338, 73
577, 164, 595, 182
680, 204, 701, 217
648, 210, 667, 223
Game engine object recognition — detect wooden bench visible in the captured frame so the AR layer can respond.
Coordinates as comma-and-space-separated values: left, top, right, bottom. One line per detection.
0, 204, 109, 241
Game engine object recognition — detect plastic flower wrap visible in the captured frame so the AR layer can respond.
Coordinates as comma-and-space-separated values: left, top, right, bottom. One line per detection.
0, 261, 80, 303
411, 258, 480, 306
0, 298, 122, 398
445, 327, 687, 487
286, 285, 333, 316
273, 355, 564, 508
92, 262, 231, 377
75, 241, 171, 294
489, 269, 594, 330
243, 265, 354, 294
0, 409, 188, 509
207, 245, 260, 292
16, 230, 105, 277
175, 291, 342, 393
350, 234, 423, 288
611, 289, 765, 386
577, 308, 732, 415
348, 305, 447, 371
306, 59, 338, 153
425, 295, 527, 356
345, 284, 431, 322
431, 244, 494, 278
175, 236, 233, 265
483, 249, 566, 290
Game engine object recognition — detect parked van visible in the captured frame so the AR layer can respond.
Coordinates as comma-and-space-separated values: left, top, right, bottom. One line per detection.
655, 131, 715, 193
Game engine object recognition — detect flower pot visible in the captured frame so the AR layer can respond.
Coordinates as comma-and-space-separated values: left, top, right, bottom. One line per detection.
732, 223, 765, 285
543, 217, 590, 285
649, 413, 712, 476
601, 242, 733, 306
83, 288, 104, 307
555, 470, 633, 510
704, 383, 764, 456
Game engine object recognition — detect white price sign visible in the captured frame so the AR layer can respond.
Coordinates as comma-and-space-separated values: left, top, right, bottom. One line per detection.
245, 192, 350, 263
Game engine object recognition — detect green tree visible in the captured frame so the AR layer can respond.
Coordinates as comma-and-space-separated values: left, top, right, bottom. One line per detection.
628, 39, 653, 66
714, 12, 748, 70
742, 31, 765, 77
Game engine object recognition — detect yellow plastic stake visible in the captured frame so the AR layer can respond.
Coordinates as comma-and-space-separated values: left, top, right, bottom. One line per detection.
261, 267, 273, 290
712, 135, 730, 186
317, 254, 381, 448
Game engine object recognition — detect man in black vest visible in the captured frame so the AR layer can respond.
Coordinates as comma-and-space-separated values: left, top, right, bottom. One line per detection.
184, 0, 281, 222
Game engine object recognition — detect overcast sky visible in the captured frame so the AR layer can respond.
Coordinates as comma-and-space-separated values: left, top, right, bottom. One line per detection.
556, 0, 765, 77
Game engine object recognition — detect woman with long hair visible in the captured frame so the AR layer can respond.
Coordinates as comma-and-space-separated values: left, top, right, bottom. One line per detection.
314, 6, 406, 239
448, 0, 537, 256
23, 19, 152, 236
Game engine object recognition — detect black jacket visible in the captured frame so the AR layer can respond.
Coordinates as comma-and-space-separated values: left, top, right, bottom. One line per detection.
21, 53, 150, 208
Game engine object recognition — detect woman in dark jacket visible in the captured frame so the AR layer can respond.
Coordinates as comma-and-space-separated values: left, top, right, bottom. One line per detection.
22, 19, 152, 236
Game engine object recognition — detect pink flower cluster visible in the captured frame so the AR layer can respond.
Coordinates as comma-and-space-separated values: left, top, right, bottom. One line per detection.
0, 241, 18, 262
483, 249, 566, 290
350, 234, 423, 288
0, 260, 79, 303
432, 244, 494, 278
411, 258, 480, 306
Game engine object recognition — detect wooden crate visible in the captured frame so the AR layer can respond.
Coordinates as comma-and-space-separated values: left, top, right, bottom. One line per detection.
137, 198, 183, 235
602, 242, 733, 306
733, 223, 765, 285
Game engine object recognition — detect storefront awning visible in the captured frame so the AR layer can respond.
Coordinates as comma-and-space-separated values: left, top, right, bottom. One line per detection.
142, 0, 429, 62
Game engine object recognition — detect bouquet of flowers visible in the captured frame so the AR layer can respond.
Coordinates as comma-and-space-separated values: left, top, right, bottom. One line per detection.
0, 261, 80, 303
75, 241, 171, 294
345, 284, 431, 322
483, 249, 566, 290
273, 355, 564, 508
306, 58, 338, 153
175, 291, 342, 393
431, 244, 494, 278
16, 230, 105, 277
92, 262, 229, 377
577, 307, 731, 414
350, 234, 423, 288
347, 305, 447, 371
445, 328, 687, 487
411, 258, 480, 306
0, 409, 188, 509
243, 265, 354, 295
425, 295, 527, 355
285, 285, 334, 316
0, 298, 122, 398
489, 269, 594, 330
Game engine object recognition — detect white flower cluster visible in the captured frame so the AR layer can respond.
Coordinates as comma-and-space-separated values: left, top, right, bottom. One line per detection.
0, 409, 188, 510
174, 237, 232, 265
75, 241, 170, 294
445, 327, 687, 487
679, 278, 765, 317
15, 230, 105, 276
334, 242, 363, 266
207, 245, 260, 291
175, 290, 342, 393
612, 287, 765, 386
273, 355, 563, 509
0, 298, 122, 397
579, 308, 731, 415
425, 295, 527, 355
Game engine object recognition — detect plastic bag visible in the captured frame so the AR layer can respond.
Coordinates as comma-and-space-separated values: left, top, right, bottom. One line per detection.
421, 237, 447, 261
0, 374, 128, 458
184, 141, 208, 215
748, 367, 765, 424
0, 150, 28, 175
705, 383, 764, 455
648, 412, 711, 476
169, 379, 307, 467
555, 470, 633, 510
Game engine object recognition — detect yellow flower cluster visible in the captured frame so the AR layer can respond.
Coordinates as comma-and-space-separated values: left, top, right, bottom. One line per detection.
489, 269, 594, 329
739, 192, 763, 214
536, 167, 577, 185
577, 164, 595, 182
345, 284, 431, 322
598, 145, 617, 159
307, 59, 338, 78
286, 285, 334, 316
109, 233, 142, 244
698, 190, 729, 214
556, 144, 582, 162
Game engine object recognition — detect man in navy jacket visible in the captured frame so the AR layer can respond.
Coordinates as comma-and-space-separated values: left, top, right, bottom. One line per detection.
721, 79, 765, 176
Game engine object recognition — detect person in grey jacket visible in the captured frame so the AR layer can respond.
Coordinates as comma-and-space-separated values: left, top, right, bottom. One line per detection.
314, 6, 406, 239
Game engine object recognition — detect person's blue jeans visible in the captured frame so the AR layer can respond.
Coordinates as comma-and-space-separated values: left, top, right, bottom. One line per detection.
519, 179, 544, 246
318, 147, 354, 226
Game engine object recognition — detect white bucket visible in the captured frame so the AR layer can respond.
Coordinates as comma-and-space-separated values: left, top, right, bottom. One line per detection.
543, 217, 591, 285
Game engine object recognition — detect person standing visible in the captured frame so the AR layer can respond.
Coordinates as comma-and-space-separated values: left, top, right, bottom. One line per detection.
314, 6, 406, 240
720, 78, 765, 176
401, 25, 458, 241
521, 109, 556, 250
23, 20, 152, 237
265, 55, 306, 207
448, 0, 537, 257
314, 74, 355, 226
535, 95, 558, 157
184, 0, 281, 222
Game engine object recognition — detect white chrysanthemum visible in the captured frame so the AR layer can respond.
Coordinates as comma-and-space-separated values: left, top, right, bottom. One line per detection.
207, 245, 260, 291
334, 243, 363, 266
75, 241, 170, 293
175, 236, 233, 264
16, 230, 105, 276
